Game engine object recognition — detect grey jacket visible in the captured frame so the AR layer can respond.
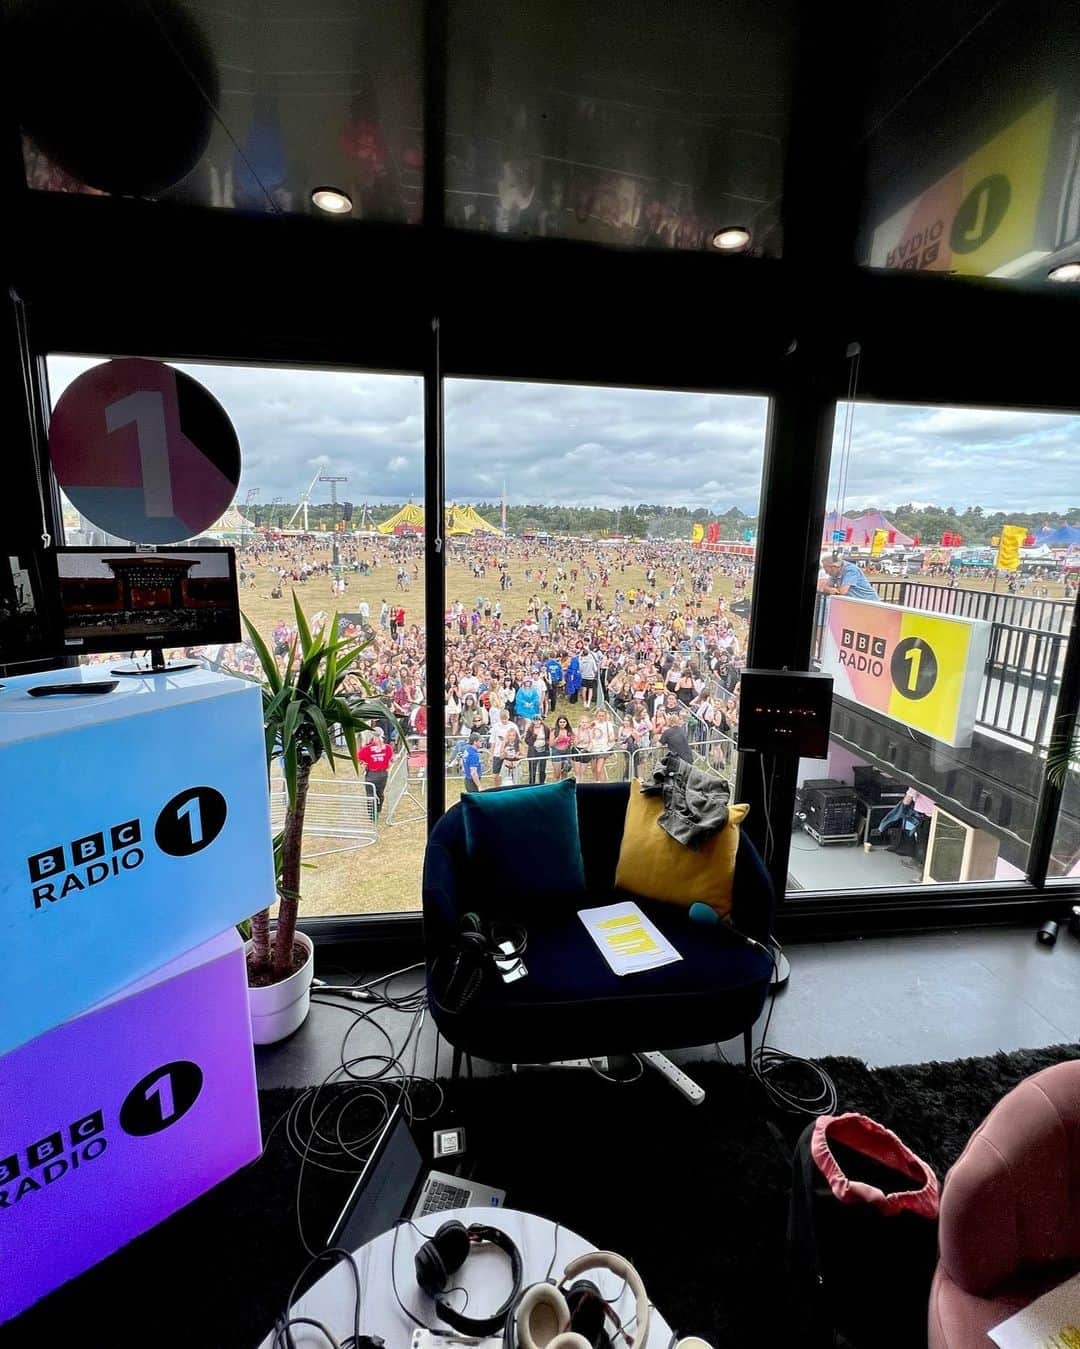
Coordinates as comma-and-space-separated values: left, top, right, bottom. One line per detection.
639, 751, 730, 848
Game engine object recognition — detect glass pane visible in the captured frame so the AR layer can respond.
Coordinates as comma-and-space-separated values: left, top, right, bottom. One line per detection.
446, 0, 792, 254
788, 400, 1079, 896
443, 378, 768, 809
859, 1, 1080, 285
23, 0, 423, 223
46, 355, 425, 916
1049, 662, 1080, 881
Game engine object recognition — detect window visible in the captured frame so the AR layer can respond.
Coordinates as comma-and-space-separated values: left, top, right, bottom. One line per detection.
46, 355, 424, 916
1050, 743, 1080, 882
442, 377, 768, 805
789, 400, 1080, 897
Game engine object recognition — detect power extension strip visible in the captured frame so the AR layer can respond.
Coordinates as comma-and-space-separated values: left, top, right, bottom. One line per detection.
641, 1051, 706, 1104
512, 1058, 595, 1071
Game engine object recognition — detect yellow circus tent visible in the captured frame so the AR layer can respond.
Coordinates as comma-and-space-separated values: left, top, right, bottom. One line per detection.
377, 502, 503, 536
447, 503, 502, 536
207, 505, 254, 535
376, 502, 426, 534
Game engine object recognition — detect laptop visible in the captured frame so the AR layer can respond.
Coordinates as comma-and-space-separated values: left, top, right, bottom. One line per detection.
327, 1104, 505, 1251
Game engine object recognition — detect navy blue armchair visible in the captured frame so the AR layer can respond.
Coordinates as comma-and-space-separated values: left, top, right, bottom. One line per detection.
422, 782, 775, 1074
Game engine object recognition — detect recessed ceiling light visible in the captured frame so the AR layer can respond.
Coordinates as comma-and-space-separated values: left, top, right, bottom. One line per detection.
711, 226, 752, 253
311, 187, 353, 215
1047, 261, 1080, 283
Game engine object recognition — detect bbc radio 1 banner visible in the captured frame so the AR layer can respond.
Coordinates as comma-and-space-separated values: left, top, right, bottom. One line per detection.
0, 929, 261, 1325
820, 597, 991, 747
0, 668, 275, 1057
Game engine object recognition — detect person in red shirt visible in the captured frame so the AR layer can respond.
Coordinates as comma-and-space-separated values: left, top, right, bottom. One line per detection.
357, 726, 393, 811
395, 606, 406, 644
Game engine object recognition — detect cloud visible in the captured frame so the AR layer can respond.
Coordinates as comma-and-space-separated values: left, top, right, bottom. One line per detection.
43, 359, 1080, 515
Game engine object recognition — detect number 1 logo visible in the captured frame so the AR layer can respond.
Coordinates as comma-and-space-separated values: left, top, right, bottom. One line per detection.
105, 390, 173, 519
119, 1061, 203, 1137
155, 786, 227, 857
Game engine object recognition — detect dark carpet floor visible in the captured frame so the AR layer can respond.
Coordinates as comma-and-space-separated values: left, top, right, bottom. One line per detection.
3, 1042, 1079, 1349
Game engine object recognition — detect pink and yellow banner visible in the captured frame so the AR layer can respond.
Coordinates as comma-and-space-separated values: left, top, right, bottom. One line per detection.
820, 597, 991, 747
869, 95, 1057, 278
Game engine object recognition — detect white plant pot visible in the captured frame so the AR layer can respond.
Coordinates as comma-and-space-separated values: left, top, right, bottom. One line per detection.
246, 929, 314, 1045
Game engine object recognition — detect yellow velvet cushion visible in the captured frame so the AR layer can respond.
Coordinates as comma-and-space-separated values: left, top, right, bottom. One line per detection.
614, 788, 749, 918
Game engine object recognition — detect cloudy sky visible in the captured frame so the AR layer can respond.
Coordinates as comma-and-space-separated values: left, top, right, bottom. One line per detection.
46, 357, 1080, 515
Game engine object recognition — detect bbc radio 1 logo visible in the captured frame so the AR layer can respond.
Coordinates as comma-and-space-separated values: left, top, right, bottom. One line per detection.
840, 626, 940, 700
838, 626, 888, 676
0, 1060, 202, 1211
27, 786, 227, 911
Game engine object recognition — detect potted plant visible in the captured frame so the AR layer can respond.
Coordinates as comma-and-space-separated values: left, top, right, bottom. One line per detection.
241, 595, 388, 1044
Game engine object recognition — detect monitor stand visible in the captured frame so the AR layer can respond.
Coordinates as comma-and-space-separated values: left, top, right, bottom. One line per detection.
111, 650, 201, 677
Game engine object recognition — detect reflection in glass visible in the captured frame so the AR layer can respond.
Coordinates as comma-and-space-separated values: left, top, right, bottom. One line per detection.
446, 0, 792, 254
23, 0, 424, 224
859, 3, 1080, 284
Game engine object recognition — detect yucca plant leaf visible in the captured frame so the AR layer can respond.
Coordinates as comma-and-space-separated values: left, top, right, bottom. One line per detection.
242, 614, 282, 693
292, 591, 313, 653
304, 702, 336, 766
282, 738, 298, 811
1047, 716, 1080, 789
281, 636, 298, 690
341, 721, 359, 767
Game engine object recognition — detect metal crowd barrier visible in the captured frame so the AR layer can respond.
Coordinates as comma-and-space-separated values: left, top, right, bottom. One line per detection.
268, 769, 379, 856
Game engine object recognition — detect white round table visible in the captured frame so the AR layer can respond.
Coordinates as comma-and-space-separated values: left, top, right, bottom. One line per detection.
257, 1206, 674, 1348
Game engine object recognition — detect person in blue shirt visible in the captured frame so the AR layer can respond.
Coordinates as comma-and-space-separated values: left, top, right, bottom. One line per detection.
462, 733, 484, 792
514, 679, 541, 729
564, 653, 582, 705
544, 655, 563, 710
819, 554, 880, 602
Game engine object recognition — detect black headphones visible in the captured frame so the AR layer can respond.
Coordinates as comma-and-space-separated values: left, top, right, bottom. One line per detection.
414, 1220, 524, 1335
433, 914, 528, 1014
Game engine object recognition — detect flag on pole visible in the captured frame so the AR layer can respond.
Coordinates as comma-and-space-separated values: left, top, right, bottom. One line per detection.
996, 524, 1027, 572
871, 528, 888, 557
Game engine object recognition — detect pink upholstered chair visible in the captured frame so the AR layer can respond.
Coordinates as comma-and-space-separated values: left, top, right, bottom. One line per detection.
929, 1060, 1080, 1348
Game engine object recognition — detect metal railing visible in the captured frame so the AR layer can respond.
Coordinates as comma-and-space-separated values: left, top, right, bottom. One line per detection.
269, 771, 378, 856
442, 730, 735, 788
979, 623, 1065, 747
874, 580, 1073, 635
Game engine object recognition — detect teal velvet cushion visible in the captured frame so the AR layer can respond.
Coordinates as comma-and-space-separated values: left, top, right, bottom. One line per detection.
459, 778, 586, 910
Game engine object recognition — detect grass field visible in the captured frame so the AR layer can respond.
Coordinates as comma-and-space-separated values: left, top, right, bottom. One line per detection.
242, 541, 747, 918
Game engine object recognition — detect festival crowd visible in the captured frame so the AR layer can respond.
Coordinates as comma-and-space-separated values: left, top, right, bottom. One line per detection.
216, 532, 753, 795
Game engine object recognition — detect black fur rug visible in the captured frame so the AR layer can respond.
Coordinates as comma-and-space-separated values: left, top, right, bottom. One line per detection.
4, 1043, 1078, 1349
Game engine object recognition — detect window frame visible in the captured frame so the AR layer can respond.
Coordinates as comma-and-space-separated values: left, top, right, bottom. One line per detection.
7, 0, 1080, 945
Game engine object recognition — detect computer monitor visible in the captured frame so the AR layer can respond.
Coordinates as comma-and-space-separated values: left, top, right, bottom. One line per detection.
52, 546, 241, 675
0, 547, 57, 671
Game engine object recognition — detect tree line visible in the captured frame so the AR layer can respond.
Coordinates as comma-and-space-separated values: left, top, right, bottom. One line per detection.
245, 498, 1080, 547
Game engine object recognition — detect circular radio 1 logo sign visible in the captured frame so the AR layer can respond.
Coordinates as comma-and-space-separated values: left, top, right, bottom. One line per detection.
890, 636, 939, 701
155, 786, 228, 857
48, 358, 241, 544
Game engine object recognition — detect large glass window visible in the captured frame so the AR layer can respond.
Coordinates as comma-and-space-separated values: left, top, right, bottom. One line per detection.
1050, 721, 1080, 881
46, 355, 424, 916
789, 400, 1080, 896
442, 378, 768, 807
